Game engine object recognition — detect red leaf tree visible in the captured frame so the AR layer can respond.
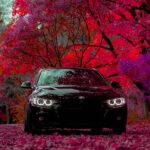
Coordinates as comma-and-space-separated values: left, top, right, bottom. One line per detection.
0, 0, 150, 119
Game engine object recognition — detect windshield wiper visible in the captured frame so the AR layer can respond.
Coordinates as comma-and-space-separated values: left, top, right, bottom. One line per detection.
38, 85, 58, 90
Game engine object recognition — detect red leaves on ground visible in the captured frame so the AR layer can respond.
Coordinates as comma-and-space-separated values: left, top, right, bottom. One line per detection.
0, 120, 150, 150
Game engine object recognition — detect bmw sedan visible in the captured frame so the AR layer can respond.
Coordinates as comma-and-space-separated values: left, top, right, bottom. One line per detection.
21, 68, 127, 134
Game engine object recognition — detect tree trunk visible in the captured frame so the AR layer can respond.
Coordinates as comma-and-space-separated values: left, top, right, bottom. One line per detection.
6, 102, 11, 124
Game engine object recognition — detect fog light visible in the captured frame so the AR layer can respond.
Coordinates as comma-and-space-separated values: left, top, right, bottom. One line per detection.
116, 116, 121, 121
39, 116, 44, 121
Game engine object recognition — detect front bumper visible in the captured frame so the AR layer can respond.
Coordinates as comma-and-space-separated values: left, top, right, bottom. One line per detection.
29, 103, 127, 129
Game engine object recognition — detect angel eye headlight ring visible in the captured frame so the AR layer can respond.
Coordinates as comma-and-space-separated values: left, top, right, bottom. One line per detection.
45, 99, 53, 106
30, 98, 53, 106
37, 99, 45, 106
107, 98, 125, 106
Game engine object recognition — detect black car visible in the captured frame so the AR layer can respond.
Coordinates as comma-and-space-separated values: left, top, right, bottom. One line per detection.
21, 68, 127, 134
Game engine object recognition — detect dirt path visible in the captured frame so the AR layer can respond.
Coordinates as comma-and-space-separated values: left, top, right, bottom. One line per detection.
0, 120, 150, 150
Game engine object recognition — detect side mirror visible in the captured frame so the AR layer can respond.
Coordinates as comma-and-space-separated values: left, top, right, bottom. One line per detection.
111, 81, 121, 89
21, 81, 31, 89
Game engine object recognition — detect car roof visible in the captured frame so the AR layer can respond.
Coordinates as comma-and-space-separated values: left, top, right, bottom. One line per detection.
39, 67, 97, 71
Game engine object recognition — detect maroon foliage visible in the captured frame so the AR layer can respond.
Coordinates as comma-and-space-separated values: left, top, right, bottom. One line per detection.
0, 120, 150, 149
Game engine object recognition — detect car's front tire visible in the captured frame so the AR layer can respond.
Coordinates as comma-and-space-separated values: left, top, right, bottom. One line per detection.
24, 104, 32, 133
113, 121, 126, 134
91, 127, 102, 134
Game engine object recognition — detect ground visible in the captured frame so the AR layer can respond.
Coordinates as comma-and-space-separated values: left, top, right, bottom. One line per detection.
0, 120, 150, 150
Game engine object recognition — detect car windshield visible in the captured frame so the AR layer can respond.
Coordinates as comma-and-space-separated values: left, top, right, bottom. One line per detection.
37, 69, 107, 87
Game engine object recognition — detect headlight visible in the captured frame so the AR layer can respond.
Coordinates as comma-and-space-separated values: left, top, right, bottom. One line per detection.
107, 98, 125, 106
30, 98, 53, 106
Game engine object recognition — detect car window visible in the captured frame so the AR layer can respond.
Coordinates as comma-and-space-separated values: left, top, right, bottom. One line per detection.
37, 69, 107, 86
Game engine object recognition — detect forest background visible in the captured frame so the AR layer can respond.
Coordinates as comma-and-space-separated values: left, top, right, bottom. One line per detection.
0, 0, 149, 124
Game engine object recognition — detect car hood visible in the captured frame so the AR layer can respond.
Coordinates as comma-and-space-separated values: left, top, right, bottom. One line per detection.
31, 85, 121, 100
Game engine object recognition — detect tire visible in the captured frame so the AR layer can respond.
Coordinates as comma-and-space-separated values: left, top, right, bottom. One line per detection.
91, 128, 102, 134
32, 126, 41, 135
24, 104, 32, 133
113, 121, 126, 135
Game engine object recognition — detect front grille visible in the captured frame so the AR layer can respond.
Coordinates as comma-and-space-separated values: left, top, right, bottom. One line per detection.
60, 96, 101, 109
61, 99, 82, 108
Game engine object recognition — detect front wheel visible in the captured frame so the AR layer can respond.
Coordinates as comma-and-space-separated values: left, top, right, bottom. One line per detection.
91, 127, 102, 134
24, 104, 32, 133
113, 121, 126, 134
